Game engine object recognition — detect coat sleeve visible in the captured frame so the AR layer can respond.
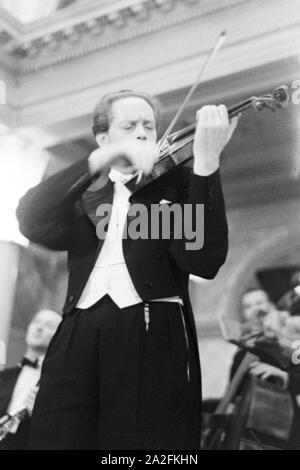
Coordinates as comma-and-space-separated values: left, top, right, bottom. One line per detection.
168, 169, 228, 279
16, 159, 94, 251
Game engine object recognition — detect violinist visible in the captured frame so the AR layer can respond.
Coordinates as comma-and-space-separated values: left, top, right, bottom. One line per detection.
16, 90, 238, 450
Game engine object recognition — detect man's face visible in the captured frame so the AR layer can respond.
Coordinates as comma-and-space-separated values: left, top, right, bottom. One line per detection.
241, 290, 271, 327
26, 310, 61, 353
107, 97, 157, 144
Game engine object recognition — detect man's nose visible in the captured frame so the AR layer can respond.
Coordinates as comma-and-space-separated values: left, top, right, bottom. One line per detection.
135, 125, 147, 140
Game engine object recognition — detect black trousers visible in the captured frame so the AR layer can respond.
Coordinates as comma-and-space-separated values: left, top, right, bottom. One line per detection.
29, 296, 200, 450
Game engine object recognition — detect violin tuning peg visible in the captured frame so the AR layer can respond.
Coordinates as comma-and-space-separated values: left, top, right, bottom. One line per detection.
273, 85, 290, 108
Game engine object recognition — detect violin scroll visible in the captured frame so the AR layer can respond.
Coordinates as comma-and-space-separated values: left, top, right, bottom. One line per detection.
273, 85, 290, 107
251, 85, 291, 112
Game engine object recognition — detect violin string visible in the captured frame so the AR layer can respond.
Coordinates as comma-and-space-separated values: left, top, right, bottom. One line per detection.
157, 30, 227, 153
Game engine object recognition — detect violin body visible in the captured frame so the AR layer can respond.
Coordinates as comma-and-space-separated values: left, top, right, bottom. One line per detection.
202, 374, 294, 450
224, 376, 294, 450
201, 346, 295, 450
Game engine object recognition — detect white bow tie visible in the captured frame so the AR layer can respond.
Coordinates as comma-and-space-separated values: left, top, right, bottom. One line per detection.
108, 168, 133, 184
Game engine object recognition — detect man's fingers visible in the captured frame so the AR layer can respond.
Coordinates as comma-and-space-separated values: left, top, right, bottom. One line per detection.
250, 365, 264, 376
206, 105, 217, 122
196, 105, 219, 124
217, 105, 229, 125
249, 366, 259, 375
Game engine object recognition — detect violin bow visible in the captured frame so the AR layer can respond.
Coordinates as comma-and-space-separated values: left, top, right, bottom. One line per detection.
136, 29, 227, 184
157, 29, 227, 153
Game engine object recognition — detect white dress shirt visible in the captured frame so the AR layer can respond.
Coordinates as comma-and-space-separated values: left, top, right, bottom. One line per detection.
77, 168, 183, 309
7, 357, 43, 416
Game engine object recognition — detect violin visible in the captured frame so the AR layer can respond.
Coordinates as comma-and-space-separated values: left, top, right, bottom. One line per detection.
126, 84, 290, 200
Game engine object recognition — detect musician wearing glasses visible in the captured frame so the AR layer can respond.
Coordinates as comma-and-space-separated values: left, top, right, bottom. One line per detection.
0, 309, 61, 450
17, 90, 238, 450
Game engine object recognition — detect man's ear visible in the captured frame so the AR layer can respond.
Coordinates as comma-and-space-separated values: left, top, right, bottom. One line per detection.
95, 133, 108, 147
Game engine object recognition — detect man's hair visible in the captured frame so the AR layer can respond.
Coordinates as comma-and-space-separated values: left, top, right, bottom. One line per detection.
92, 90, 161, 137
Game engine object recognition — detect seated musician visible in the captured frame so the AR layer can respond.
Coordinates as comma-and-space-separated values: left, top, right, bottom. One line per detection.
202, 288, 285, 449
202, 285, 300, 449
16, 90, 238, 450
0, 309, 61, 450
230, 287, 280, 379
226, 286, 300, 449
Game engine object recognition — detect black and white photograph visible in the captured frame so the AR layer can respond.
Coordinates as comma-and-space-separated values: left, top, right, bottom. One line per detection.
0, 0, 299, 455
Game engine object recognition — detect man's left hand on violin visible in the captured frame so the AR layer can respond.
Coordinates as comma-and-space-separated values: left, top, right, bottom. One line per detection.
193, 105, 239, 176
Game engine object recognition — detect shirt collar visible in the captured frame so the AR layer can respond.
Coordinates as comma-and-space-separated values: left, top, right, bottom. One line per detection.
108, 168, 134, 185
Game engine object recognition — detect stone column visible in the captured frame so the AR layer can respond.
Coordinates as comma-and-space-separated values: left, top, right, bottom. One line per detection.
0, 241, 19, 368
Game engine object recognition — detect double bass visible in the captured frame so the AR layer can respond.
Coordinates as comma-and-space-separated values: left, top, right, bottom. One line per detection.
202, 333, 295, 450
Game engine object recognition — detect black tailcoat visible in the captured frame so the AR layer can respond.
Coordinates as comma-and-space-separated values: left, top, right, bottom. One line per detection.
16, 159, 229, 438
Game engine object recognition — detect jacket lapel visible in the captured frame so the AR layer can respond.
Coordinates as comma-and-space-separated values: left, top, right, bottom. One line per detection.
82, 177, 153, 254
81, 178, 114, 227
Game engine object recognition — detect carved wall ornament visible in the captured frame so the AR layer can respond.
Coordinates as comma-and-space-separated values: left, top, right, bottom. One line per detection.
0, 0, 252, 74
